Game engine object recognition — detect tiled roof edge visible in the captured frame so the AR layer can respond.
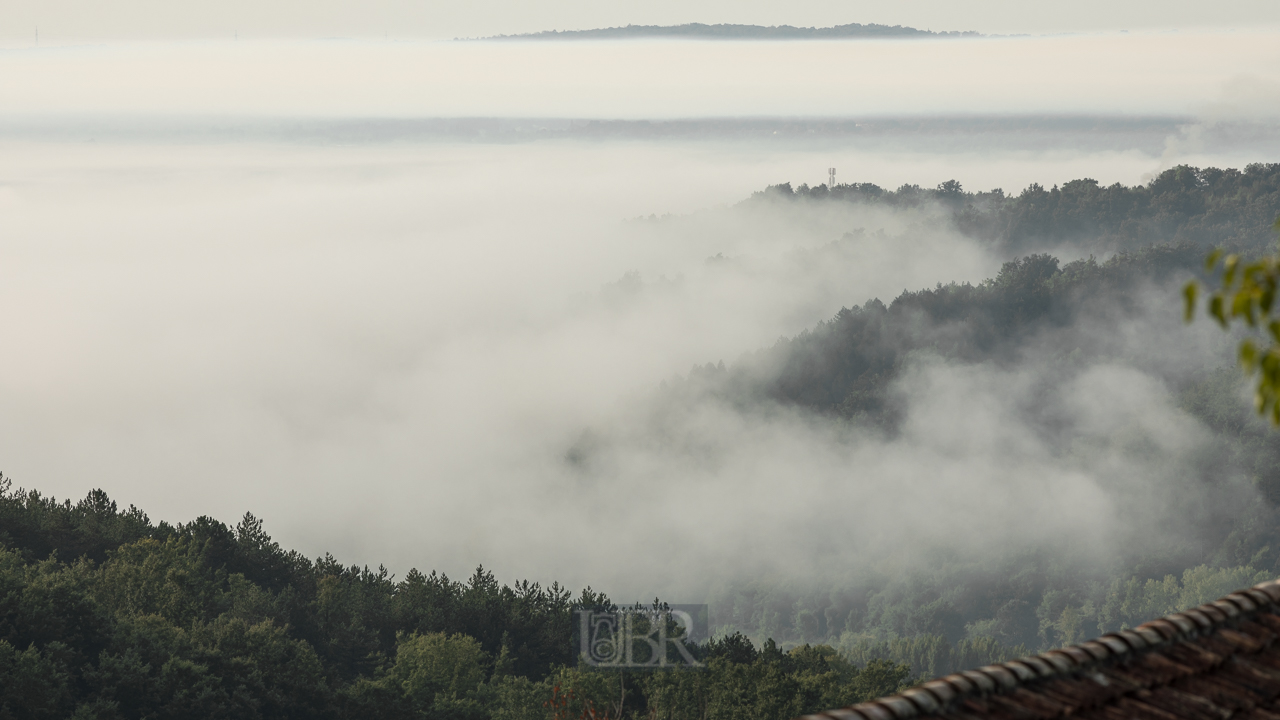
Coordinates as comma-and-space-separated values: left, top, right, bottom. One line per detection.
799, 578, 1280, 720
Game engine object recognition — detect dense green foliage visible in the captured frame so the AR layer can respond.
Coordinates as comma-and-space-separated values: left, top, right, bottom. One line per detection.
0, 478, 913, 719
1184, 222, 1280, 424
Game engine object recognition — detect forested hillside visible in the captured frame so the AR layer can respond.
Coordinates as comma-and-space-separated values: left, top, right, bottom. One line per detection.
4, 164, 1280, 719
762, 163, 1280, 255
0, 478, 911, 719
581, 164, 1280, 672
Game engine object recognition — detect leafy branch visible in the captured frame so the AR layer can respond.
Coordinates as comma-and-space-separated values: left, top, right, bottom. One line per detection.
1185, 218, 1280, 422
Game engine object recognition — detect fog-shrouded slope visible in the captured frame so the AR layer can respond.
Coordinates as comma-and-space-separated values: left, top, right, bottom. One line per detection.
4, 163, 1280, 719
566, 163, 1280, 666
1, 238, 1274, 716
757, 163, 1280, 256
479, 22, 981, 41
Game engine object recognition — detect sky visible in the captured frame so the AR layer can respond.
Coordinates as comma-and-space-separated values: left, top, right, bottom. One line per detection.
3, 0, 1280, 42
2, 32, 1280, 119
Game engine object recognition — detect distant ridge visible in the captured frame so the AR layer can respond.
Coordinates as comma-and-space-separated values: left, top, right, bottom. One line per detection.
474, 22, 982, 41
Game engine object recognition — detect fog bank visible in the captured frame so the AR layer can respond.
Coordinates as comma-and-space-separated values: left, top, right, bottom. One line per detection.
0, 127, 1270, 603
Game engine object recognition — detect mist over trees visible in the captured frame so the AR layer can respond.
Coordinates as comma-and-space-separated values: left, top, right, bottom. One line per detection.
763, 163, 1280, 255
3, 163, 1280, 718
575, 163, 1280, 671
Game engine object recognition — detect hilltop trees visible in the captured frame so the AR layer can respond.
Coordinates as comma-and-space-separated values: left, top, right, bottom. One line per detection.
0, 478, 914, 719
762, 163, 1280, 254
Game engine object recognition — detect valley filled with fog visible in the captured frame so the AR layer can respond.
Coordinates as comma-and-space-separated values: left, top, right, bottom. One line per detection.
1, 115, 1273, 592
4, 30, 1280, 712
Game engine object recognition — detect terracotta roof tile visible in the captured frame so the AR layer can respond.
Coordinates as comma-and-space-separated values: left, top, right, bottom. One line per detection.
855, 703, 896, 720
877, 696, 920, 719
1135, 626, 1169, 645
801, 578, 1280, 720
1114, 695, 1184, 720
1178, 674, 1267, 710
921, 681, 959, 705
1235, 621, 1278, 643
1037, 652, 1075, 674
1097, 635, 1132, 655
958, 670, 998, 694
980, 665, 1021, 691
1186, 609, 1217, 629
1167, 614, 1201, 634
822, 710, 866, 720
1055, 645, 1095, 665
940, 674, 978, 695
901, 688, 943, 714
1137, 687, 1227, 720
1231, 595, 1261, 613
1080, 641, 1115, 661
1002, 661, 1039, 683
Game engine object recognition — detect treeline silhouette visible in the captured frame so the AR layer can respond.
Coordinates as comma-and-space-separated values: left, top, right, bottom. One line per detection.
760, 163, 1280, 254
0, 477, 918, 719
704, 166, 1280, 495
481, 22, 980, 41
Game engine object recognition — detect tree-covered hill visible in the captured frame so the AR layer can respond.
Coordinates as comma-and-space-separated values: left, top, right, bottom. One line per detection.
0, 477, 913, 719
479, 23, 980, 41
6, 164, 1280, 718
759, 163, 1280, 255
573, 164, 1280, 666
702, 165, 1280, 488
630, 245, 1280, 660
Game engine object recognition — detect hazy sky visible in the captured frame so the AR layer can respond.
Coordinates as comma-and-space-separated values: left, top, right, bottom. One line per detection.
4, 32, 1280, 119
4, 0, 1280, 42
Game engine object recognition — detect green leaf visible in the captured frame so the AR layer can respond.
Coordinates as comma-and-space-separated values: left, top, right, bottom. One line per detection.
1183, 282, 1198, 323
1224, 255, 1241, 287
1241, 339, 1259, 370
1233, 292, 1256, 325
1206, 248, 1224, 270
1210, 295, 1226, 326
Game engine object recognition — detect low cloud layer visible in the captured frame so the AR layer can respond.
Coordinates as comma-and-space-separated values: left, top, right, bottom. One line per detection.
0, 129, 1270, 605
